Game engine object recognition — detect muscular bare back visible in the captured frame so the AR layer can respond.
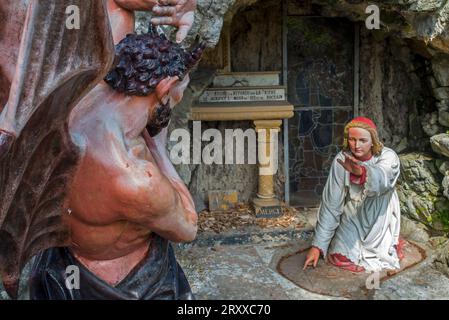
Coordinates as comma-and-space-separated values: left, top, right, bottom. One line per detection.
64, 1, 197, 285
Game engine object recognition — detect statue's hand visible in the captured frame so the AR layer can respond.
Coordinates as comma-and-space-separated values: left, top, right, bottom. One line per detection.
112, 0, 196, 43
151, 0, 197, 43
337, 152, 363, 176
303, 247, 321, 270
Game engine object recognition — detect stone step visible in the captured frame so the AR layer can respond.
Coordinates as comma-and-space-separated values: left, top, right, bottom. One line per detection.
178, 227, 313, 248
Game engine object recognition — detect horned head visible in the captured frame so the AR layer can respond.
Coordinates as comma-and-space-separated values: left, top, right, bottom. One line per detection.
104, 24, 206, 96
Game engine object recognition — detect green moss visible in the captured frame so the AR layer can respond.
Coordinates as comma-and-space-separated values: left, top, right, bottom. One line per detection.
437, 212, 449, 231
435, 199, 449, 232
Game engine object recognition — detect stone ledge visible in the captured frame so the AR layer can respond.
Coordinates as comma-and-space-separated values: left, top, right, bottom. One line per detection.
178, 227, 314, 248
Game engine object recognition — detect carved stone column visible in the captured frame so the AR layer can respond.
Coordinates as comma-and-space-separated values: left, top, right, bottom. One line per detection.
253, 120, 282, 212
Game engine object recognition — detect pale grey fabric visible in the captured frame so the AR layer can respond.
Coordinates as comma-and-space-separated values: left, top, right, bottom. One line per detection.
312, 147, 401, 272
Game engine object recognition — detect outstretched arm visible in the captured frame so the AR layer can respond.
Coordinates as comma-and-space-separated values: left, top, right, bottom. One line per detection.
363, 149, 400, 195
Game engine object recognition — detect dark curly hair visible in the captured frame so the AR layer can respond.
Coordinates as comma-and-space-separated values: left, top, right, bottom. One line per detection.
104, 25, 205, 96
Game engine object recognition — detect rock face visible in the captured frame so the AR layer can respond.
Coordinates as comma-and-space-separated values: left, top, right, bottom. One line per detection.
229, 1, 282, 72
431, 133, 449, 158
307, 0, 449, 155
312, 0, 449, 54
432, 54, 449, 87
358, 30, 427, 152
422, 112, 444, 137
400, 215, 430, 244
397, 153, 449, 233
434, 238, 449, 278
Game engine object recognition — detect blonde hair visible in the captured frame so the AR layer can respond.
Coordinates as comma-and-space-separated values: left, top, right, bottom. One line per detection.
342, 121, 383, 156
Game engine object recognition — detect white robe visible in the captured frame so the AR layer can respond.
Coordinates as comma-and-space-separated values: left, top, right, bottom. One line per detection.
312, 147, 401, 272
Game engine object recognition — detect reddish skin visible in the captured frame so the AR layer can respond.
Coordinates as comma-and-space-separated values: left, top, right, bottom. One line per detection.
303, 127, 373, 270
151, 0, 197, 43
303, 247, 321, 270
65, 1, 197, 285
113, 0, 197, 43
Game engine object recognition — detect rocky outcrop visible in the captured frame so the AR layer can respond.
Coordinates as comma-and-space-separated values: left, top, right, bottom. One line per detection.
397, 153, 449, 233
312, 0, 449, 55
432, 54, 449, 87
433, 237, 449, 278
358, 30, 426, 152
431, 133, 449, 158
423, 112, 444, 137
400, 215, 430, 244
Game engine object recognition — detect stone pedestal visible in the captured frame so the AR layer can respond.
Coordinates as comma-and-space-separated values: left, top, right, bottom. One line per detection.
252, 120, 282, 214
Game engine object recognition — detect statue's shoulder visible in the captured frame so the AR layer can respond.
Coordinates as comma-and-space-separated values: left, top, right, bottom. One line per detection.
334, 150, 345, 162
331, 151, 346, 171
378, 146, 400, 163
380, 146, 397, 155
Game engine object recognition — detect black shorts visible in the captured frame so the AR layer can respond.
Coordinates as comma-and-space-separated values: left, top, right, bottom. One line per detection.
29, 234, 195, 300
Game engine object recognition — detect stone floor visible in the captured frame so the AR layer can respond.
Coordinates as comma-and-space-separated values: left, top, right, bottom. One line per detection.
175, 235, 340, 300
175, 234, 449, 300
174, 208, 449, 300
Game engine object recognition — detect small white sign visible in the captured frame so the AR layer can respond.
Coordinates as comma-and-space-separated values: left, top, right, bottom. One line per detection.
213, 73, 280, 87
199, 88, 286, 103
66, 5, 80, 30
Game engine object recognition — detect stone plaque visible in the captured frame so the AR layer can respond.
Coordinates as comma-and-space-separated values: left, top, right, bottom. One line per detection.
255, 205, 283, 218
199, 87, 286, 103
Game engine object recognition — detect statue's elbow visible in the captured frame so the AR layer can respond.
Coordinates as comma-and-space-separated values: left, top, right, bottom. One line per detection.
174, 220, 198, 243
